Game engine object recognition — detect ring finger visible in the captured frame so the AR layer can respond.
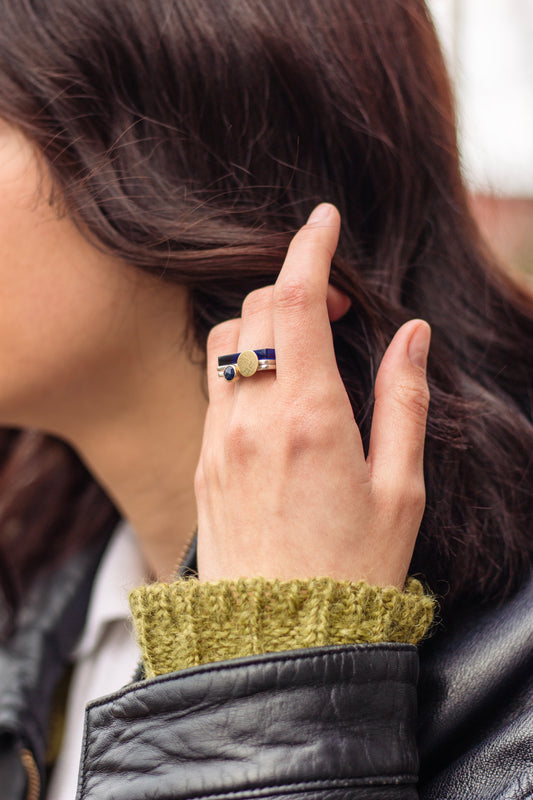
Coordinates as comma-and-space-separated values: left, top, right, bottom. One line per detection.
235, 285, 276, 391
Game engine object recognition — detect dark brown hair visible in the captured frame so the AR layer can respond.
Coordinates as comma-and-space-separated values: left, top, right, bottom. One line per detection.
0, 0, 531, 617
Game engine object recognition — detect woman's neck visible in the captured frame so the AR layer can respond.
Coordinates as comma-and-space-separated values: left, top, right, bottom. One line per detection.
69, 348, 207, 581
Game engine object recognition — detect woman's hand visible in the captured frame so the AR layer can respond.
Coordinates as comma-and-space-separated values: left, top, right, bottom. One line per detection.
195, 204, 431, 589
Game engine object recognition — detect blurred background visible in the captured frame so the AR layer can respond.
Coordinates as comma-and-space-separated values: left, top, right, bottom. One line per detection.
428, 0, 533, 281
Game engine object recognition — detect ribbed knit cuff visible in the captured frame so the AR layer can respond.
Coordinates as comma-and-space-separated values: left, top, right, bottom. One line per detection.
129, 577, 435, 678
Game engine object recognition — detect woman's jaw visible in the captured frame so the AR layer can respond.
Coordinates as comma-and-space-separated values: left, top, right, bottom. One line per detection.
0, 122, 207, 579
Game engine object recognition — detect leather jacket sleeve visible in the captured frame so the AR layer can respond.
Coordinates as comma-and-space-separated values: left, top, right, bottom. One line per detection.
76, 643, 420, 800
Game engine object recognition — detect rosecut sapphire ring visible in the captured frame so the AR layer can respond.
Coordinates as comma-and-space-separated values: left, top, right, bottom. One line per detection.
217, 348, 276, 381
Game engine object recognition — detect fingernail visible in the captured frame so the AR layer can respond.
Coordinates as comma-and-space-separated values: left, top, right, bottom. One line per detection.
408, 322, 431, 370
307, 203, 333, 224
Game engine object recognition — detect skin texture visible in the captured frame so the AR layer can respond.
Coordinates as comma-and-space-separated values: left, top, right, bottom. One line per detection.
197, 204, 431, 588
0, 121, 430, 587
0, 122, 206, 579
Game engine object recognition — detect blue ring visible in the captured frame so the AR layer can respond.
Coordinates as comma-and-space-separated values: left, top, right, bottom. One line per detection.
218, 348, 276, 367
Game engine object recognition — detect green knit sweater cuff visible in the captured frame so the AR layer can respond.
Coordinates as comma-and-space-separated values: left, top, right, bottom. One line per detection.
129, 576, 435, 678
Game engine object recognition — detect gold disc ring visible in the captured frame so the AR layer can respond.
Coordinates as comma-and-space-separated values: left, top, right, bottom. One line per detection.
236, 350, 259, 377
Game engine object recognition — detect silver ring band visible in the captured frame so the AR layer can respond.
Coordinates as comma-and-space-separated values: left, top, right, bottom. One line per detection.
217, 349, 277, 381
217, 359, 276, 380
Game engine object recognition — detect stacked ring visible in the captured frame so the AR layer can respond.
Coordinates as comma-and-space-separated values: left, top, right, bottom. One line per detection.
217, 349, 276, 381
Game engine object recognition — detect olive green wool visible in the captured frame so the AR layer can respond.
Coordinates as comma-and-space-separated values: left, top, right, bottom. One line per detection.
129, 576, 434, 678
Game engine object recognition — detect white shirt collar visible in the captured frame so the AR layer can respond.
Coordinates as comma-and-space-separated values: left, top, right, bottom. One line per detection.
73, 519, 148, 659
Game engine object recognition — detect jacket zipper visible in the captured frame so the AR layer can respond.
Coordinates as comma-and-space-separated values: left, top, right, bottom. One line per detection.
20, 748, 41, 800
16, 530, 197, 800
172, 527, 197, 579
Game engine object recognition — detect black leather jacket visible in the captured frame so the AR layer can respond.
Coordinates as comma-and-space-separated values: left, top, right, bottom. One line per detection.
1, 541, 532, 800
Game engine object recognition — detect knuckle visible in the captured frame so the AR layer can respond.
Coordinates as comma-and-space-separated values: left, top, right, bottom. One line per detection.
279, 397, 336, 455
401, 480, 426, 514
274, 277, 314, 312
241, 286, 274, 318
207, 319, 239, 355
198, 443, 219, 481
381, 477, 426, 520
193, 462, 207, 497
391, 380, 430, 422
224, 417, 258, 465
283, 418, 314, 456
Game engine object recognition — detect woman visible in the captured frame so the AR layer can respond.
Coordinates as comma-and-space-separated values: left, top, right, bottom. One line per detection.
0, 1, 532, 798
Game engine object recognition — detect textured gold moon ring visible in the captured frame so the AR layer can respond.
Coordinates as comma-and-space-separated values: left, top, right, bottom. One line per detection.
236, 350, 259, 377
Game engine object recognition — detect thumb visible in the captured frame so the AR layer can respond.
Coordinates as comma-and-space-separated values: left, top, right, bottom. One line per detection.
367, 320, 431, 486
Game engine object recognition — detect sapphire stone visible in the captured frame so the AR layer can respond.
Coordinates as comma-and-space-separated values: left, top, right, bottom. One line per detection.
224, 365, 236, 381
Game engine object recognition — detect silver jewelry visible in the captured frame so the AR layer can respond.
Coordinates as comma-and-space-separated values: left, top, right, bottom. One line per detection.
217, 348, 276, 381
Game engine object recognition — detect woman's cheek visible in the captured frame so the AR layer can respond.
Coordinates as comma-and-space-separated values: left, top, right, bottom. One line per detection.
0, 126, 136, 428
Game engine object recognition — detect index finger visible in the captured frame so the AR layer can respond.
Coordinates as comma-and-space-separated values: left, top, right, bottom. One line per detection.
273, 204, 341, 384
